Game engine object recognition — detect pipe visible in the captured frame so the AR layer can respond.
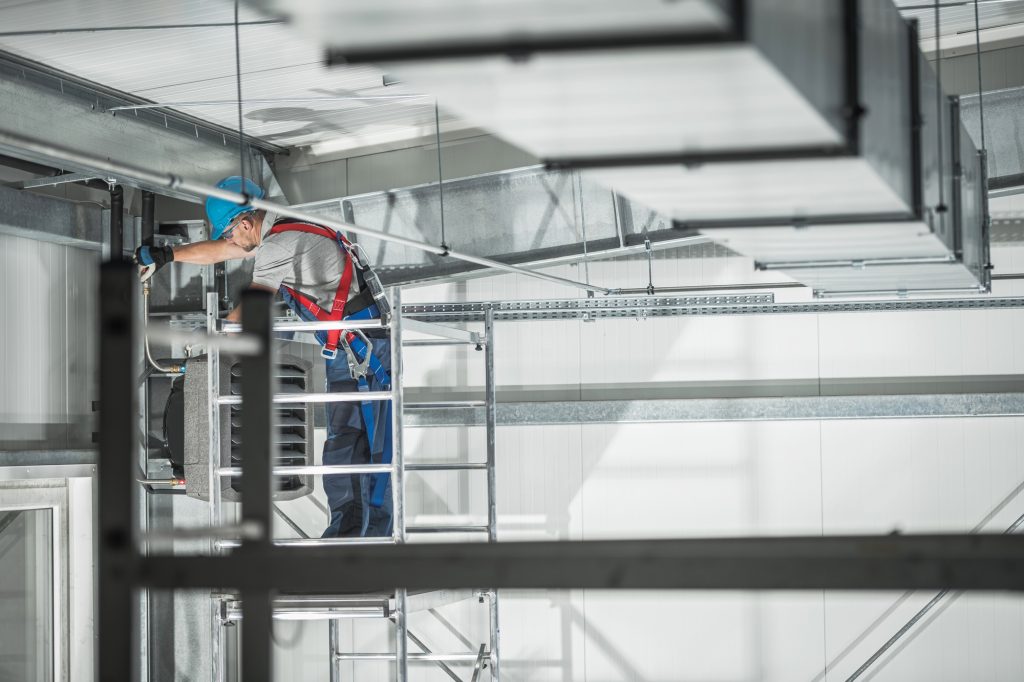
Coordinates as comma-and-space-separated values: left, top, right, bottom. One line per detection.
0, 129, 612, 295
142, 190, 155, 246
217, 464, 394, 477
217, 391, 392, 405
613, 282, 805, 296
335, 653, 483, 662
109, 184, 124, 262
143, 283, 186, 375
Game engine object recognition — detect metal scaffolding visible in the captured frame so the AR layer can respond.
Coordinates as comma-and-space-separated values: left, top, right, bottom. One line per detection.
102, 263, 1024, 682
145, 282, 501, 680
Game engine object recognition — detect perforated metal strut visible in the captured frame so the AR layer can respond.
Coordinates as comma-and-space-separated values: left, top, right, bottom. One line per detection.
401, 295, 1024, 323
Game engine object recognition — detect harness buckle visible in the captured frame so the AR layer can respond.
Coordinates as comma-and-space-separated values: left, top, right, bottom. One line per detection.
321, 345, 338, 360
340, 331, 374, 380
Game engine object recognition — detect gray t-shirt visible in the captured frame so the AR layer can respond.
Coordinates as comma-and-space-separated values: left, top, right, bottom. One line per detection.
250, 211, 359, 310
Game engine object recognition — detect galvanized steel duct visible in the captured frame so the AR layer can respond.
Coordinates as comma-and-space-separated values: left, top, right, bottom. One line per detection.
0, 129, 614, 296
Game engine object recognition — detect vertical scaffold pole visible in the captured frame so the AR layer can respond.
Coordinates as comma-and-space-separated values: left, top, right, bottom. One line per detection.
390, 287, 406, 544
98, 262, 137, 682
239, 290, 275, 682
484, 306, 500, 681
329, 620, 340, 682
395, 589, 409, 682
390, 287, 408, 682
205, 290, 225, 682
484, 306, 497, 544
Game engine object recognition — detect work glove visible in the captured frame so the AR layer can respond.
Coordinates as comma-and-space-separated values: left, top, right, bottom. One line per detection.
134, 245, 174, 283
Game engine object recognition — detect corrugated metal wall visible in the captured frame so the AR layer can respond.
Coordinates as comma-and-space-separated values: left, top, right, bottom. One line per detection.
0, 233, 97, 450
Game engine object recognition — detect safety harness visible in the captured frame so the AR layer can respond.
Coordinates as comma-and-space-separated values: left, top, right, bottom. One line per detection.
267, 220, 392, 507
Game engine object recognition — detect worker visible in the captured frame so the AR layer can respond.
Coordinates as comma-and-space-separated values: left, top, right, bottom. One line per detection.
135, 176, 394, 538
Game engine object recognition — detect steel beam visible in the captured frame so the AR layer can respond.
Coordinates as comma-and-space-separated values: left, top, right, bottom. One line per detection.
132, 534, 1024, 592
404, 393, 1024, 428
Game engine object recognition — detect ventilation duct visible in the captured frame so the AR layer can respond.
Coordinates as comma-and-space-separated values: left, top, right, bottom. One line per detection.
280, 0, 990, 294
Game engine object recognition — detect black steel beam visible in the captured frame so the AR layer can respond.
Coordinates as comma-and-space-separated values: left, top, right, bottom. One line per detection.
326, 30, 739, 65
98, 262, 137, 681
239, 290, 275, 682
843, 0, 864, 155
908, 20, 925, 220
134, 534, 1024, 593
980, 149, 993, 291
988, 172, 1024, 191
0, 152, 62, 177
141, 191, 155, 247
670, 213, 916, 232
544, 145, 852, 172
951, 96, 964, 258
325, 0, 750, 64
109, 185, 123, 262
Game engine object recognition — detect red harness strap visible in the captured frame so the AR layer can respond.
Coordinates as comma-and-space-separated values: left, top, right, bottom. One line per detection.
267, 221, 354, 357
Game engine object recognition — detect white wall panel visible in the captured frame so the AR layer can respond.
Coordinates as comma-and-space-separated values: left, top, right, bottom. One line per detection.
282, 245, 1024, 680
0, 234, 97, 450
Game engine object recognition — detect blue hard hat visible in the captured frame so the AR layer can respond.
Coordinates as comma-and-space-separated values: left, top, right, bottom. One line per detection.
206, 176, 265, 239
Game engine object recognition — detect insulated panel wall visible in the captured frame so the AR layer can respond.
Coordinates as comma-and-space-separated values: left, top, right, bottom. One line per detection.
319, 417, 1024, 682
0, 234, 97, 449
275, 249, 1024, 680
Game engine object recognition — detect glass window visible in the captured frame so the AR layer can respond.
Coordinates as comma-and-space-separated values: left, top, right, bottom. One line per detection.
0, 508, 54, 682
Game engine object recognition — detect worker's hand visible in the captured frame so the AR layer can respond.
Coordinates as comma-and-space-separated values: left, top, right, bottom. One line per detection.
134, 245, 174, 282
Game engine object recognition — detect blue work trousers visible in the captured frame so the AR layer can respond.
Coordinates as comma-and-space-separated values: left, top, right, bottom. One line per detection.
281, 289, 393, 538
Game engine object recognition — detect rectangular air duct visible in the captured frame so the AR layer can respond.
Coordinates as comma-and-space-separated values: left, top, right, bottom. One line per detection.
306, 0, 989, 294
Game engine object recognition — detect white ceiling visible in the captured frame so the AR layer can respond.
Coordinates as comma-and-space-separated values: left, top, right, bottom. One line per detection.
0, 0, 461, 154
894, 0, 1024, 40
1, 0, 1022, 157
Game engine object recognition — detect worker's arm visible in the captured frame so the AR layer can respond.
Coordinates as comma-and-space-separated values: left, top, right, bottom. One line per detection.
224, 284, 277, 323
172, 240, 255, 264
135, 240, 254, 281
